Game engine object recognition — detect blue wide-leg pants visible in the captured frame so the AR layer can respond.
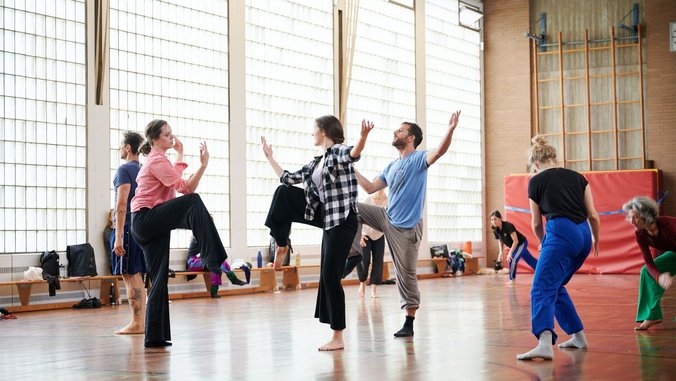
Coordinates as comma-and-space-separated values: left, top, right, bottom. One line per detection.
530, 218, 591, 344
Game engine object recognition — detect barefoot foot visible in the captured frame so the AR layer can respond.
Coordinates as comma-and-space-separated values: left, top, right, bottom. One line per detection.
635, 320, 662, 331
273, 246, 288, 270
318, 338, 344, 351
115, 323, 145, 335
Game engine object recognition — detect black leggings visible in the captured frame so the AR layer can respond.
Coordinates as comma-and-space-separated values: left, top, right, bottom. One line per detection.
265, 185, 323, 246
342, 236, 385, 284
131, 193, 227, 345
359, 236, 385, 285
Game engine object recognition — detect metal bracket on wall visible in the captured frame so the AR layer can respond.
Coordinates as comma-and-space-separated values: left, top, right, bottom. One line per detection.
617, 3, 639, 43
525, 12, 547, 51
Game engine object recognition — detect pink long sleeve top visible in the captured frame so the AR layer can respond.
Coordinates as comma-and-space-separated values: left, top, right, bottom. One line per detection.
130, 149, 192, 212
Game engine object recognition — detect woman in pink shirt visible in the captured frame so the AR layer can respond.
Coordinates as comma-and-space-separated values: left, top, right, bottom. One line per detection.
131, 119, 227, 348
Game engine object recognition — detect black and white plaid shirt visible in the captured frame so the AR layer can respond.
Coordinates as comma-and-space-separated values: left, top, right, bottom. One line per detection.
280, 144, 359, 230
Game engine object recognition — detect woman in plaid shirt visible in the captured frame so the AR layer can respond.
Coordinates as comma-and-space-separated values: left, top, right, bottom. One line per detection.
261, 115, 373, 351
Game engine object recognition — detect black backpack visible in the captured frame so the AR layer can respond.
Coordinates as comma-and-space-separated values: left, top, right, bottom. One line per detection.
40, 250, 60, 277
67, 243, 98, 277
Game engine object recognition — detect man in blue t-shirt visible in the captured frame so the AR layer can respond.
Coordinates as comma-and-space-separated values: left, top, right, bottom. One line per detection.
355, 111, 461, 337
111, 131, 146, 335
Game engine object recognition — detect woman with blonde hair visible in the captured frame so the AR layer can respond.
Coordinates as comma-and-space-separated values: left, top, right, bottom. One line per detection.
517, 135, 600, 361
622, 196, 676, 330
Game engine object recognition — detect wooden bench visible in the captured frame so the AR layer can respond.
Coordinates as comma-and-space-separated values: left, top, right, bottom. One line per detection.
0, 267, 281, 311
0, 275, 123, 312
421, 256, 485, 277
169, 267, 279, 296
272, 260, 396, 290
0, 256, 482, 312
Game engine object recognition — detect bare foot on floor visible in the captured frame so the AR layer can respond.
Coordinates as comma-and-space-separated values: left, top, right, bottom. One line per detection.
115, 323, 144, 335
635, 320, 662, 331
318, 339, 344, 351
357, 287, 365, 298
273, 246, 288, 270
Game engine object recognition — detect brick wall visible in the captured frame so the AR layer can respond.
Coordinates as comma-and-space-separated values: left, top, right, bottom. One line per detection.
483, 0, 676, 264
645, 1, 676, 216
483, 0, 531, 263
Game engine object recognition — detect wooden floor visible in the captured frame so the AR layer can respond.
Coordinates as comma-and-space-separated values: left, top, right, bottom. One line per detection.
1, 274, 675, 380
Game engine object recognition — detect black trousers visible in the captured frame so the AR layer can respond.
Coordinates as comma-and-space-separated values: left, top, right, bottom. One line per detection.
314, 211, 358, 331
265, 185, 323, 246
131, 193, 227, 344
359, 236, 385, 284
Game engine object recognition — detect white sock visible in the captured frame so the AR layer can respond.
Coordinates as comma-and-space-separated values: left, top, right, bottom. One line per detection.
517, 331, 553, 360
558, 330, 588, 349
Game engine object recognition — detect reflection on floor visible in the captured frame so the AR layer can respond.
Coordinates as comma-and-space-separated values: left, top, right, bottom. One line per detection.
1, 274, 675, 380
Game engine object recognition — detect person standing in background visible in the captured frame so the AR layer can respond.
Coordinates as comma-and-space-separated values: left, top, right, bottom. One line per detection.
356, 189, 388, 298
111, 131, 147, 334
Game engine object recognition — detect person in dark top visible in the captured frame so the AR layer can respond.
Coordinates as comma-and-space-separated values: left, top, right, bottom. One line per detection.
517, 135, 600, 361
622, 196, 676, 331
490, 210, 537, 285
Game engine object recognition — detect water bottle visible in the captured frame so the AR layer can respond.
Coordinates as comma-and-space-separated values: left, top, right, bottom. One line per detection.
256, 250, 263, 268
59, 264, 67, 279
295, 251, 301, 266
110, 283, 116, 305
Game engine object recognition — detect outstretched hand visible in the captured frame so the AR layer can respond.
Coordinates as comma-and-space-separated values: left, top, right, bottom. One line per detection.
448, 110, 461, 132
261, 136, 274, 160
360, 119, 375, 138
199, 141, 209, 167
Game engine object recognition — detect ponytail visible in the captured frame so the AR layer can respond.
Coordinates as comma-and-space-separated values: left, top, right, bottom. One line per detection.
140, 119, 168, 156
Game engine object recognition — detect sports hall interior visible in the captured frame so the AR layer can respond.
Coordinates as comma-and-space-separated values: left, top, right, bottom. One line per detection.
1, 0, 675, 379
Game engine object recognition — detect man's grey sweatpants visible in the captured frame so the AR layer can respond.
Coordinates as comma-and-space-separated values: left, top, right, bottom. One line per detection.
354, 202, 423, 310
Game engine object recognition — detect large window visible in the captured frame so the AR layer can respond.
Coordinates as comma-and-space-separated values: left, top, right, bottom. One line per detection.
345, 1, 416, 194
1, 0, 87, 253
109, 0, 230, 247
245, 0, 334, 247
425, 0, 482, 243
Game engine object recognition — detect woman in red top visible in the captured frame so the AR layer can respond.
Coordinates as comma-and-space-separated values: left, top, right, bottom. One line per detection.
131, 119, 228, 348
622, 196, 676, 330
